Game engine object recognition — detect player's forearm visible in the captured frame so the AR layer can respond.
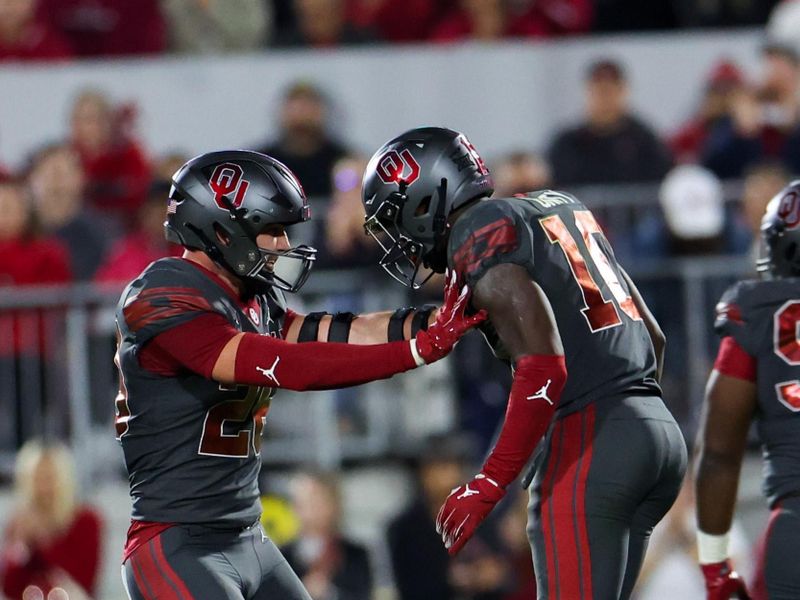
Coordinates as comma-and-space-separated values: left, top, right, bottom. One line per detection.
285, 307, 437, 344
694, 448, 743, 534
482, 355, 567, 487
213, 333, 418, 391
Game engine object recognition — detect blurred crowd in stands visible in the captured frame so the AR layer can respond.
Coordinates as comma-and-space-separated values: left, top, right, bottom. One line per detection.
0, 0, 785, 62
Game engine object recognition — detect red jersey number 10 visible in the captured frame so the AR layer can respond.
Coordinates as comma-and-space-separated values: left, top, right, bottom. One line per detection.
540, 210, 641, 333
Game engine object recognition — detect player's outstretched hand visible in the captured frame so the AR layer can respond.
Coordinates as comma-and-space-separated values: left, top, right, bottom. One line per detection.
436, 472, 505, 556
701, 560, 751, 600
413, 270, 486, 364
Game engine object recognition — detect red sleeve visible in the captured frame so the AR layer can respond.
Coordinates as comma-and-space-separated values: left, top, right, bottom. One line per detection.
140, 313, 238, 377
714, 336, 757, 382
235, 333, 416, 391
142, 311, 418, 390
483, 355, 567, 487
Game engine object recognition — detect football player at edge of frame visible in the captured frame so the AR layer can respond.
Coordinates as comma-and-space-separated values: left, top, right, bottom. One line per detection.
361, 126, 688, 600
694, 181, 800, 600
114, 150, 485, 600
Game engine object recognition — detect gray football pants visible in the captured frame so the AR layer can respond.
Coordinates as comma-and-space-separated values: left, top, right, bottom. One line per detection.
122, 523, 311, 600
527, 395, 688, 600
752, 496, 800, 600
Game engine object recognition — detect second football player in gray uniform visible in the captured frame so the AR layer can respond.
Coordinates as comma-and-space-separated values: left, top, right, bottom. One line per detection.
695, 181, 800, 600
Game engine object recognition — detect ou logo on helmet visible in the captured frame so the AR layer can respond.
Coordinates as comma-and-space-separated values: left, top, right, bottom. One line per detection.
209, 163, 251, 210
778, 191, 800, 229
376, 149, 420, 186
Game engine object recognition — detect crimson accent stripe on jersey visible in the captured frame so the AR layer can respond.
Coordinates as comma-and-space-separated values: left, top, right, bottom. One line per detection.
124, 287, 214, 333
452, 217, 517, 276
130, 551, 156, 600
152, 535, 195, 599
540, 419, 564, 599
574, 405, 596, 599
550, 411, 584, 599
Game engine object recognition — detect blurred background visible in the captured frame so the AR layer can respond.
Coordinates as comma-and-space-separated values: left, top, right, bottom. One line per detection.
1, 0, 798, 598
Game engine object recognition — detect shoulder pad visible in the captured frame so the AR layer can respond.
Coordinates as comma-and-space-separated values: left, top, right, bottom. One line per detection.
447, 199, 532, 288
714, 280, 759, 351
116, 259, 220, 344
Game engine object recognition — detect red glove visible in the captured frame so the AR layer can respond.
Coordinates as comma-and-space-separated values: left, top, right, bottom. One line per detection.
413, 270, 486, 364
435, 473, 505, 556
701, 560, 751, 600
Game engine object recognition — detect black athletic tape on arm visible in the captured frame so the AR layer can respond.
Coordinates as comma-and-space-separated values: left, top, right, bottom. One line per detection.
388, 307, 415, 342
328, 312, 356, 342
298, 312, 327, 342
411, 305, 436, 336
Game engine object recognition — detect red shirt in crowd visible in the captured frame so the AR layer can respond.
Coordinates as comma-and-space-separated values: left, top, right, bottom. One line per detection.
76, 139, 151, 219
0, 22, 72, 62
93, 231, 182, 285
0, 237, 72, 356
37, 0, 166, 57
347, 0, 442, 42
1, 507, 103, 599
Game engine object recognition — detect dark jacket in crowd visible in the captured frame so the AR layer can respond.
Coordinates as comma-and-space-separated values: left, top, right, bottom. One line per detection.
257, 139, 349, 199
282, 536, 372, 600
549, 115, 673, 186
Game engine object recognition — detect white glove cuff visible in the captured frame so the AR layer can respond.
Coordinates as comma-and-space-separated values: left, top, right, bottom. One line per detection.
697, 530, 730, 564
409, 339, 425, 367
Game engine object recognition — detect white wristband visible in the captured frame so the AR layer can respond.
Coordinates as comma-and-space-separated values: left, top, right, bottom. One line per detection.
409, 339, 425, 367
697, 530, 730, 564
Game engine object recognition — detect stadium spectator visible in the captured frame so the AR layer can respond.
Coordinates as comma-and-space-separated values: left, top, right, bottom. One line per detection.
497, 488, 537, 600
161, 0, 271, 54
632, 165, 750, 259
69, 89, 151, 221
348, 0, 441, 42
387, 436, 469, 600
492, 151, 552, 197
28, 143, 109, 280
93, 180, 182, 285
670, 60, 745, 164
702, 43, 800, 178
0, 178, 71, 288
548, 58, 673, 186
282, 471, 372, 600
273, 0, 375, 47
0, 440, 102, 600
257, 81, 350, 198
38, 0, 166, 57
315, 155, 381, 269
0, 0, 72, 62
592, 0, 678, 31
432, 0, 591, 41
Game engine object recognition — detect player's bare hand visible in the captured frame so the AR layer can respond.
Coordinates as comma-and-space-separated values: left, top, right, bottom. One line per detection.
436, 472, 505, 556
413, 270, 487, 364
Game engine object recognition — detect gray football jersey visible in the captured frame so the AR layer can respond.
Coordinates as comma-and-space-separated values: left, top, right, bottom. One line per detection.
114, 258, 285, 526
447, 192, 660, 415
716, 278, 800, 505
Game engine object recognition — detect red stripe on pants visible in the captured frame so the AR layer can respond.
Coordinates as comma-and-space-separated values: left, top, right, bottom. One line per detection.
130, 553, 155, 600
575, 405, 595, 599
541, 419, 563, 599
132, 537, 186, 599
153, 534, 195, 599
551, 411, 584, 599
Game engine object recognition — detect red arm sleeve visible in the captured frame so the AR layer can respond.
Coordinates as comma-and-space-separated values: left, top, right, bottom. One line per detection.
714, 336, 757, 382
144, 312, 418, 390
482, 354, 567, 487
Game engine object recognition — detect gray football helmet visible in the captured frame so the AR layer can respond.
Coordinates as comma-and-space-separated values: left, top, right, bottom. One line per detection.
165, 150, 316, 293
362, 127, 494, 288
758, 180, 800, 278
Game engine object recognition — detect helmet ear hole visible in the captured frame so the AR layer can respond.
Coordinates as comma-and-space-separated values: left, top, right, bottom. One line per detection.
415, 196, 432, 217
213, 223, 232, 247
